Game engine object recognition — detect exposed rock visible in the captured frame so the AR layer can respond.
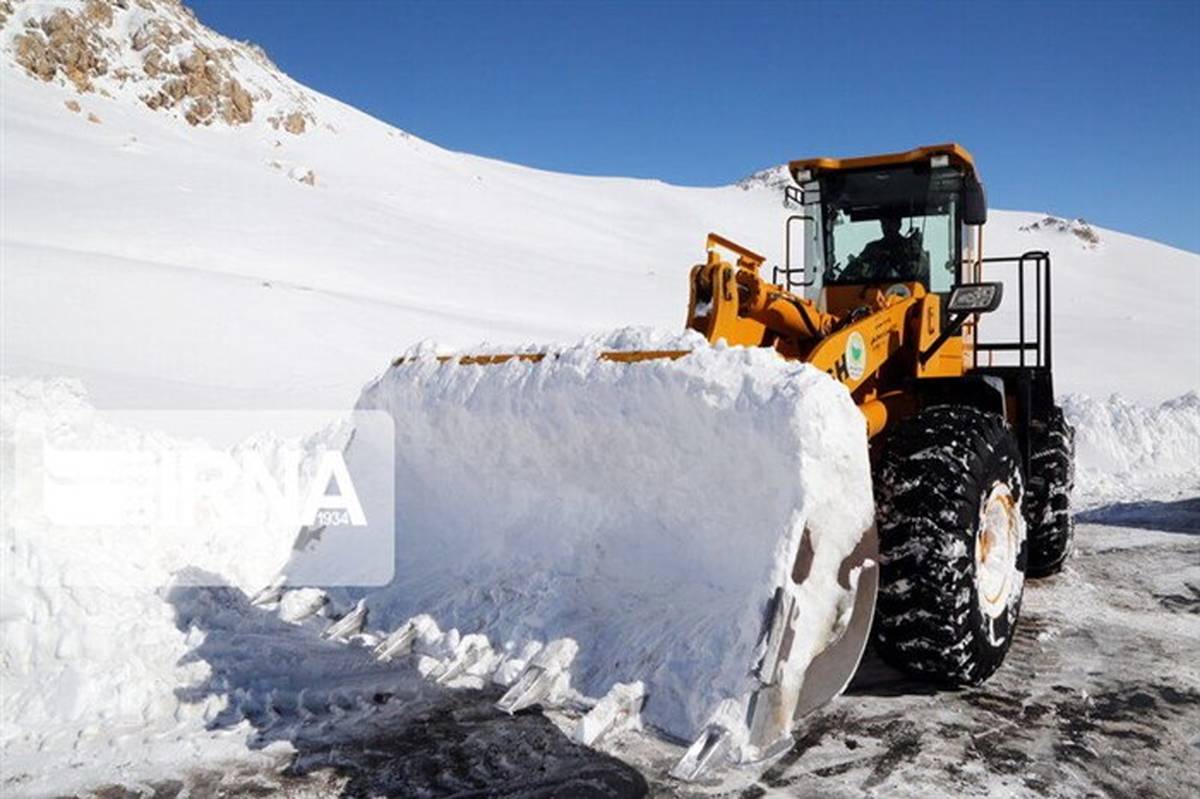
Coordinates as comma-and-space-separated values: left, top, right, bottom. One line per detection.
142, 48, 164, 77
14, 32, 55, 81
139, 44, 254, 126
132, 18, 178, 52
83, 0, 114, 27
287, 166, 317, 186
64, 99, 81, 112
7, 0, 319, 133
13, 5, 110, 91
87, 112, 101, 124
737, 165, 791, 192
1019, 215, 1101, 248
184, 96, 212, 126
283, 111, 306, 134
223, 78, 253, 124
268, 109, 313, 135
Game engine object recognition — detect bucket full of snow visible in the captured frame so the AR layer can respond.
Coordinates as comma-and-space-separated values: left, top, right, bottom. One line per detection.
281, 331, 877, 771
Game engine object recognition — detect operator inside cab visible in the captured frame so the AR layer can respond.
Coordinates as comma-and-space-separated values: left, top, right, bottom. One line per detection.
841, 214, 930, 283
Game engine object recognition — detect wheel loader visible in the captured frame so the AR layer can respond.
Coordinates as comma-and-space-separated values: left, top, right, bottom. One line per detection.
290, 143, 1075, 781
679, 143, 1076, 729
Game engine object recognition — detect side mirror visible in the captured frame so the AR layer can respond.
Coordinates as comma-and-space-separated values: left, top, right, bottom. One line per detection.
947, 281, 1003, 314
963, 174, 988, 225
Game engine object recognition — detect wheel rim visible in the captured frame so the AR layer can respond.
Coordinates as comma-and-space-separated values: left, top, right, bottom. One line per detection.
976, 482, 1019, 618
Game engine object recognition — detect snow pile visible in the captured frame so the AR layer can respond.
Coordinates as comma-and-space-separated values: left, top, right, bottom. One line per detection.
0, 377, 354, 793
1064, 392, 1200, 506
283, 331, 876, 744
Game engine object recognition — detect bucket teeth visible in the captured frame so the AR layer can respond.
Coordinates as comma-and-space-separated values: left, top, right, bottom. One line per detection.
495, 638, 577, 714
670, 723, 734, 782
277, 588, 328, 623
574, 681, 645, 746
433, 634, 492, 685
496, 665, 557, 714
373, 615, 438, 662
322, 599, 368, 641
491, 641, 542, 686
249, 575, 287, 607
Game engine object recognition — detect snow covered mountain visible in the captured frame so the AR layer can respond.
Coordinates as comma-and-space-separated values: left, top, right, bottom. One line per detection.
1, 3, 1198, 797
2, 0, 1197, 410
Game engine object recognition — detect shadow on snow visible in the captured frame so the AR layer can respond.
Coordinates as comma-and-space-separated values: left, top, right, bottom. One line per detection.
1076, 497, 1200, 535
166, 570, 647, 798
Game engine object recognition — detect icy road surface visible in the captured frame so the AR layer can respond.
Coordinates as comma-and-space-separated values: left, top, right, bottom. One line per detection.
77, 511, 1197, 799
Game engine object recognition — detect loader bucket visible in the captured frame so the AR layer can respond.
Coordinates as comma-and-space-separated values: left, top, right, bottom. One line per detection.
282, 331, 877, 774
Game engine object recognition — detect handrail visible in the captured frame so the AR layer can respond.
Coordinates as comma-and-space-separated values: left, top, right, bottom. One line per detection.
973, 251, 1053, 370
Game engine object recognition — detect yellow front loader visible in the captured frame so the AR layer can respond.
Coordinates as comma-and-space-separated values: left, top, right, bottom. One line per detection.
304, 144, 1075, 780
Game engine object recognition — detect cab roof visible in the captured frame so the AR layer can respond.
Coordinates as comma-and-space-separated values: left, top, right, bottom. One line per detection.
788, 143, 976, 184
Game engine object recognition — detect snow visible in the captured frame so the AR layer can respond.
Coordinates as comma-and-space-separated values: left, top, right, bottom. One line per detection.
283, 331, 875, 746
1, 0, 1197, 794
0, 376, 368, 794
2, 26, 1196, 410
1063, 391, 1200, 507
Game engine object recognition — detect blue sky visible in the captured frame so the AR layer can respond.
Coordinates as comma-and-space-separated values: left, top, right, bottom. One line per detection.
190, 0, 1199, 252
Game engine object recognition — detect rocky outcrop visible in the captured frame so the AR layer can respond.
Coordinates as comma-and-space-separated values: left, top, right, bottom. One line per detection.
13, 4, 111, 91
4, 0, 317, 132
140, 44, 253, 126
737, 165, 792, 192
282, 111, 305, 134
267, 109, 313, 135
1019, 216, 1101, 248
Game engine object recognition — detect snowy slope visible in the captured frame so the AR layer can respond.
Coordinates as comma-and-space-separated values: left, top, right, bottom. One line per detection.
2, 2, 1199, 796
2, 3, 1197, 410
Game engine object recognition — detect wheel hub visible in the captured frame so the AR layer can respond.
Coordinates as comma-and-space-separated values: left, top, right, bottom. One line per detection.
976, 482, 1019, 618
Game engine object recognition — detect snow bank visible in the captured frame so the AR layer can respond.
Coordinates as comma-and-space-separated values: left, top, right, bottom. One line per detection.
0, 378, 353, 794
1065, 392, 1200, 506
283, 331, 876, 744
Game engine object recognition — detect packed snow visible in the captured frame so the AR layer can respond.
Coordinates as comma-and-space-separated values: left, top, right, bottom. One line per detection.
1063, 391, 1200, 507
283, 329, 875, 746
1, 1, 1197, 796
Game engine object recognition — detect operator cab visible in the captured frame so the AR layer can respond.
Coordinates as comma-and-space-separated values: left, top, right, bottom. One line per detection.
783, 144, 987, 315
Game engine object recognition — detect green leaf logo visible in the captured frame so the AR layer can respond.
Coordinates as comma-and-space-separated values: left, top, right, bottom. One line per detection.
845, 331, 867, 380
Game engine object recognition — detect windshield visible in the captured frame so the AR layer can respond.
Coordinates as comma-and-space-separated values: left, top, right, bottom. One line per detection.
820, 166, 961, 292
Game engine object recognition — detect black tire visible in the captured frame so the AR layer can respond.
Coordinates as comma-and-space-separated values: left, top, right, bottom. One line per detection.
1023, 406, 1076, 577
872, 406, 1027, 685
